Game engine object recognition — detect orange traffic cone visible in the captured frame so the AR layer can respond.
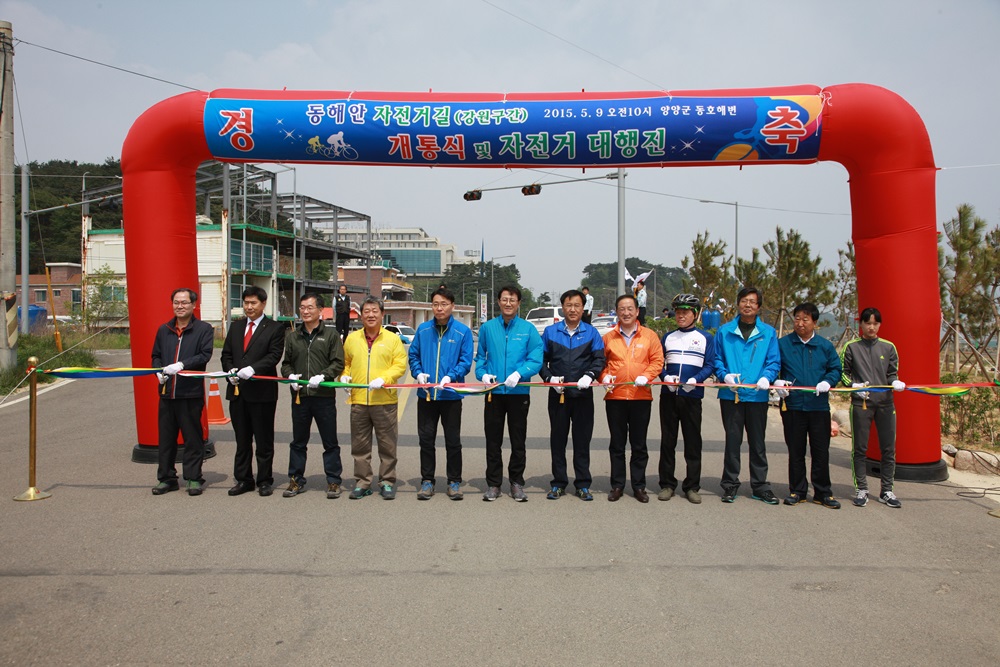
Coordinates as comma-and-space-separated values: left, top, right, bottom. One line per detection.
207, 378, 230, 425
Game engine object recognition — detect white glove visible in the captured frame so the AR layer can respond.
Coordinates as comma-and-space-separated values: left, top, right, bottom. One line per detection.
816, 380, 831, 394
756, 377, 770, 390
369, 377, 385, 390
437, 376, 451, 388
852, 382, 870, 400
163, 362, 184, 375
227, 368, 239, 386
892, 380, 906, 392
576, 375, 593, 390
504, 371, 521, 388
482, 374, 497, 385
156, 372, 168, 385
237, 366, 255, 381
550, 376, 564, 394
724, 373, 739, 385
340, 375, 352, 384
287, 373, 302, 392
602, 374, 617, 386
307, 374, 325, 389
663, 374, 679, 393
416, 373, 430, 385
634, 375, 649, 387
682, 377, 697, 393
773, 379, 790, 398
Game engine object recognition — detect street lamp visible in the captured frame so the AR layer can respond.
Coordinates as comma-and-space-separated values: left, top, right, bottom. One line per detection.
699, 198, 738, 280
489, 254, 515, 319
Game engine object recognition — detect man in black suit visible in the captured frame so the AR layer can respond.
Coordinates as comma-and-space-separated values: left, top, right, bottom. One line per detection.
221, 286, 286, 497
334, 284, 351, 341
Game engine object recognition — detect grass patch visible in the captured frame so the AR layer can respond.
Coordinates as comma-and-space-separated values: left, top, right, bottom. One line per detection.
0, 335, 98, 397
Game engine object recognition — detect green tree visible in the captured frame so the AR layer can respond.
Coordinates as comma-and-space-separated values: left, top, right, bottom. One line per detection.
831, 241, 857, 333
760, 226, 835, 336
680, 231, 732, 312
84, 263, 128, 331
939, 204, 991, 373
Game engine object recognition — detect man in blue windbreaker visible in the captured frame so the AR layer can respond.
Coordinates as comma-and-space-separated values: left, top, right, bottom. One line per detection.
474, 285, 544, 502
714, 286, 781, 505
408, 287, 475, 501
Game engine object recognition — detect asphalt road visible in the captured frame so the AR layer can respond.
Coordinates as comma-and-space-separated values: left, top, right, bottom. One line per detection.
1, 350, 997, 665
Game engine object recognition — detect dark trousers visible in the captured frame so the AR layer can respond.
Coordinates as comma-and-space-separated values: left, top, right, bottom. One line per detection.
548, 390, 594, 490
484, 394, 530, 488
720, 399, 771, 493
851, 400, 897, 493
582, 312, 592, 324
230, 398, 276, 487
606, 400, 651, 491
157, 397, 205, 483
780, 408, 832, 497
638, 307, 647, 325
658, 391, 703, 492
417, 399, 464, 484
288, 396, 342, 486
336, 313, 350, 340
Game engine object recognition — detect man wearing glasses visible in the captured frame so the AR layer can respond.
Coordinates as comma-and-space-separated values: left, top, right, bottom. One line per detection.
475, 285, 544, 502
151, 288, 215, 496
280, 292, 346, 499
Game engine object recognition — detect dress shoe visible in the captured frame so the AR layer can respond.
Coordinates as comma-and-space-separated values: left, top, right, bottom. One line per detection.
634, 488, 649, 503
228, 481, 255, 496
258, 484, 273, 497
151, 481, 178, 495
607, 487, 624, 502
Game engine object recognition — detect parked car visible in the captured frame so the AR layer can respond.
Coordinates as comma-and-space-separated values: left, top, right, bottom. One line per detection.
525, 306, 565, 334
591, 315, 617, 337
383, 323, 416, 344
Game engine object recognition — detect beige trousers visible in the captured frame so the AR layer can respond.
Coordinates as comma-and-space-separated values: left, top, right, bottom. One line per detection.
350, 403, 398, 487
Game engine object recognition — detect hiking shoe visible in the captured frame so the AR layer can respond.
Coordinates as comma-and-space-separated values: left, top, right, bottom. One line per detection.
752, 490, 779, 505
657, 487, 675, 501
576, 487, 593, 501
510, 483, 528, 502
151, 481, 178, 495
685, 489, 702, 504
783, 492, 806, 506
446, 481, 463, 500
326, 483, 342, 499
546, 486, 564, 500
878, 491, 902, 508
721, 489, 737, 503
417, 480, 434, 500
813, 495, 842, 509
853, 489, 869, 507
483, 486, 501, 501
349, 486, 372, 500
283, 480, 305, 498
379, 482, 396, 500
186, 480, 202, 496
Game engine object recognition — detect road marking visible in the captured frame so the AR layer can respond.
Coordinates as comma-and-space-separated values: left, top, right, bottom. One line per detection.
0, 378, 76, 410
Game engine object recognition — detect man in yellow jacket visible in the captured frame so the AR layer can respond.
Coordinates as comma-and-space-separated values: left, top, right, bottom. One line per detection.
341, 297, 408, 500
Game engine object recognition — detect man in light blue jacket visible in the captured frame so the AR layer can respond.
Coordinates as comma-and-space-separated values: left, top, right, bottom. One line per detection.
474, 285, 544, 502
714, 286, 781, 505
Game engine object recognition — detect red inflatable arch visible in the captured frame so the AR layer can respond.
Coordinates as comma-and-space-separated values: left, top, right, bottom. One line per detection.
121, 83, 944, 479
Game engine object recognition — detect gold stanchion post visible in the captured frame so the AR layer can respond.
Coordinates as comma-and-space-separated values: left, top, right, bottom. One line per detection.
14, 357, 52, 501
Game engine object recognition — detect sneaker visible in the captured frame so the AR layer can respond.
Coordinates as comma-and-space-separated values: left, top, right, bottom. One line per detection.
446, 481, 463, 500
783, 492, 806, 506
326, 483, 342, 499
483, 486, 501, 501
283, 480, 305, 498
721, 489, 737, 503
752, 490, 779, 505
576, 487, 594, 501
685, 489, 702, 504
349, 486, 372, 500
657, 487, 675, 501
878, 491, 902, 508
186, 480, 203, 496
853, 489, 869, 507
510, 483, 528, 502
151, 481, 178, 495
546, 486, 564, 500
379, 482, 396, 500
813, 495, 842, 509
417, 480, 435, 500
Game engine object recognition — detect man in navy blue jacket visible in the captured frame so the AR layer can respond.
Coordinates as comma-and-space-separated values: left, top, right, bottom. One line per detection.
408, 287, 474, 501
539, 289, 606, 501
775, 303, 843, 508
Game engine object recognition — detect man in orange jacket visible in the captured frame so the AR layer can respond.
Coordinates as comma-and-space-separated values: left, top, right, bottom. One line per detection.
601, 293, 664, 502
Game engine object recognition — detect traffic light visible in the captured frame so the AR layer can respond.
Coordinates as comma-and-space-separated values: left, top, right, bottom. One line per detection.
521, 184, 542, 196
463, 190, 483, 201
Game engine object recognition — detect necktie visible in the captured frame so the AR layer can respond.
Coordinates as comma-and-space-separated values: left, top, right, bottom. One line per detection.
243, 320, 254, 351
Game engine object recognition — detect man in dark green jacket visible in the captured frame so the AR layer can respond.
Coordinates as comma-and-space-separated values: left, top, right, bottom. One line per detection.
775, 303, 843, 509
280, 292, 345, 499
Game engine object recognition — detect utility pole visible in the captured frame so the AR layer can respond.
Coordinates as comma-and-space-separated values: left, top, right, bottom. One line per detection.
0, 21, 16, 369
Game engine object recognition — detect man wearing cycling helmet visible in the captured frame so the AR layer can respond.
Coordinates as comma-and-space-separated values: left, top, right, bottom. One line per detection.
658, 294, 716, 504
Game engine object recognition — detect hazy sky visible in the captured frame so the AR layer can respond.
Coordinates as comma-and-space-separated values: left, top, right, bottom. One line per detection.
5, 0, 999, 296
